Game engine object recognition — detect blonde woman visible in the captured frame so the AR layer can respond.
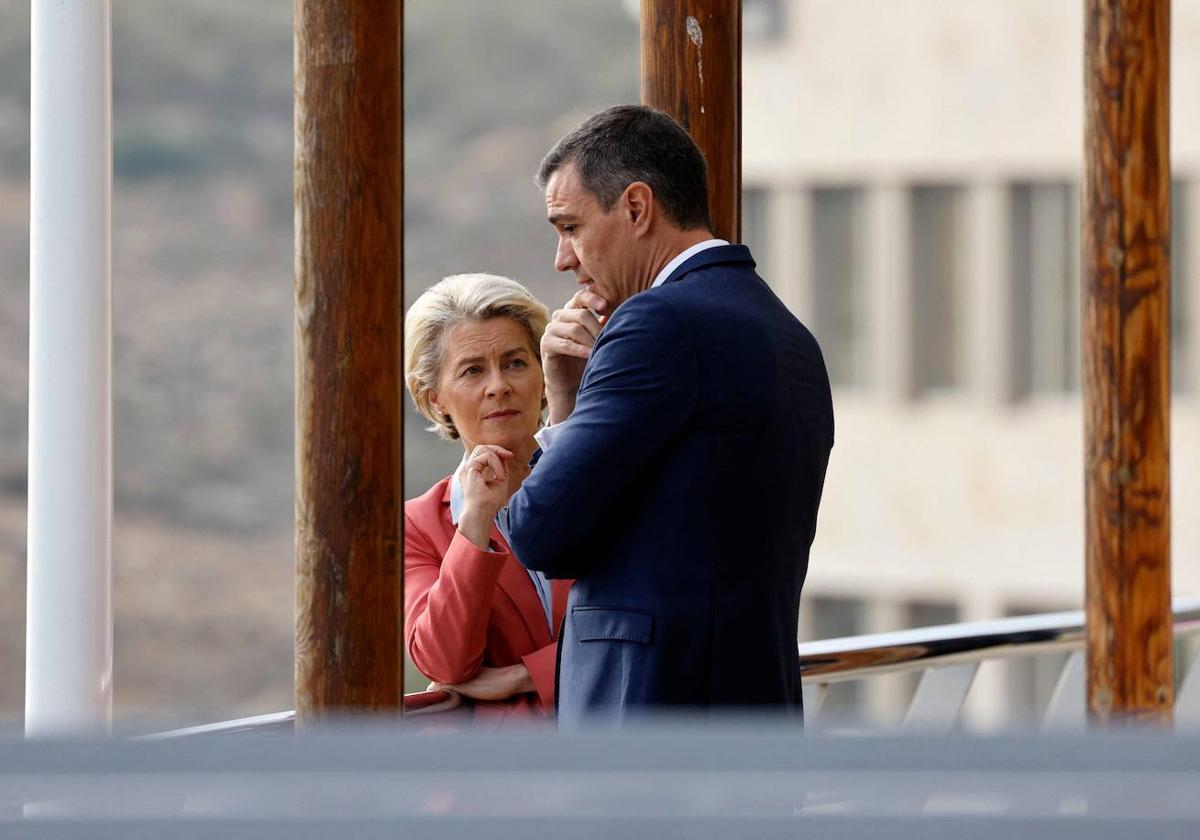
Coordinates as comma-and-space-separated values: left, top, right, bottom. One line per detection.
404, 273, 570, 725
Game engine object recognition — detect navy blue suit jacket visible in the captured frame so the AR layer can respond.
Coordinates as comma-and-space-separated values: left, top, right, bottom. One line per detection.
508, 244, 834, 725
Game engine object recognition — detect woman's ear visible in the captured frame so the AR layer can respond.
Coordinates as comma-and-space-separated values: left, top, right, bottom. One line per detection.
428, 390, 444, 417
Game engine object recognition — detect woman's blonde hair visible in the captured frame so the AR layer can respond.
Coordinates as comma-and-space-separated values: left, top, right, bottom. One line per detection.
404, 273, 550, 440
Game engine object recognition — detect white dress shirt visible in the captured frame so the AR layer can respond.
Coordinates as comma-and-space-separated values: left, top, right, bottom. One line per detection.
650, 237, 729, 288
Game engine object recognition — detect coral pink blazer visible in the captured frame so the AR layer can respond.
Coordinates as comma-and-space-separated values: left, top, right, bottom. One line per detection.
404, 476, 571, 724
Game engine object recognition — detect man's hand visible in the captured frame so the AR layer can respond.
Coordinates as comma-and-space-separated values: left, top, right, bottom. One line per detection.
435, 664, 535, 702
541, 289, 608, 424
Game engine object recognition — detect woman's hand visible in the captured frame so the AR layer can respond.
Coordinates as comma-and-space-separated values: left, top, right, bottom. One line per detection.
435, 664, 535, 702
457, 444, 513, 550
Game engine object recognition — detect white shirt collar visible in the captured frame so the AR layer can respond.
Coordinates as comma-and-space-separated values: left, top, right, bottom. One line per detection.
650, 238, 729, 289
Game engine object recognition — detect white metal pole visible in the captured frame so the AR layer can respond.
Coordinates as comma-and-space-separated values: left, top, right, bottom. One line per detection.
26, 0, 113, 736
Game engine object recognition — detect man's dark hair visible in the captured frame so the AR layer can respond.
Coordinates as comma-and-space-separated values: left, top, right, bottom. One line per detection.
536, 105, 712, 231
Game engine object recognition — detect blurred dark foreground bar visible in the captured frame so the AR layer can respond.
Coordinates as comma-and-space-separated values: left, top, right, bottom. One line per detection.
2, 723, 1200, 837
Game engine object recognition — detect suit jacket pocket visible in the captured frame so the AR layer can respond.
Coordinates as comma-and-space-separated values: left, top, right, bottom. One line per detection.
571, 606, 654, 644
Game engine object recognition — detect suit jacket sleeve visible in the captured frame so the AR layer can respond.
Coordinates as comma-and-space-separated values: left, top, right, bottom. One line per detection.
508, 292, 698, 579
404, 511, 508, 684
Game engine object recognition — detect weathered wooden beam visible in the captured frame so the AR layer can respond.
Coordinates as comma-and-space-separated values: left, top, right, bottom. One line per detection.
1083, 0, 1172, 726
640, 0, 741, 242
294, 0, 404, 722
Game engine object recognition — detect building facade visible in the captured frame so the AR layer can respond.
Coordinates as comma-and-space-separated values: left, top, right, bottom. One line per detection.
741, 0, 1200, 727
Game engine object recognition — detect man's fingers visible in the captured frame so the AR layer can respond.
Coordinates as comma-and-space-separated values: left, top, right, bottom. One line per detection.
550, 306, 603, 339
544, 299, 602, 367
547, 319, 597, 347
543, 319, 598, 361
544, 334, 591, 359
567, 289, 610, 316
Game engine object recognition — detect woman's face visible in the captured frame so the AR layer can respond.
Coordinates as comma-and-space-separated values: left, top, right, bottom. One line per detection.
429, 317, 544, 454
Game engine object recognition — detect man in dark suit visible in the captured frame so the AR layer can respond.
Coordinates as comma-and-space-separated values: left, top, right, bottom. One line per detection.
499, 105, 833, 725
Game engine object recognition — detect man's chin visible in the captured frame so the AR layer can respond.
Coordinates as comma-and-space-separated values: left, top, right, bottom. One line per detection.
581, 280, 627, 312
602, 288, 631, 307
583, 281, 609, 303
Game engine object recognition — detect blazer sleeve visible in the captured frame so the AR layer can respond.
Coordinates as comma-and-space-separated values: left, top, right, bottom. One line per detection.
507, 293, 698, 579
521, 578, 571, 709
520, 642, 558, 710
404, 510, 509, 685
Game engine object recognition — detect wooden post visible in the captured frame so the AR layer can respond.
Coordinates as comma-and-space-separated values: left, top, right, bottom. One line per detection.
294, 0, 404, 722
641, 0, 741, 243
1083, 0, 1172, 726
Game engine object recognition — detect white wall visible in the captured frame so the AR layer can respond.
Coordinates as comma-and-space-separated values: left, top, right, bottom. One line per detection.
745, 0, 1200, 182
740, 0, 1200, 614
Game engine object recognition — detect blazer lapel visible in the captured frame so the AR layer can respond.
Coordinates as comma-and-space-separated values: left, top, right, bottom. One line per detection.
439, 478, 552, 648
492, 528, 554, 648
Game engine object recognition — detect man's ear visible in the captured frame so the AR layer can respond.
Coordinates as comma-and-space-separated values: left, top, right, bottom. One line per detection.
623, 181, 655, 236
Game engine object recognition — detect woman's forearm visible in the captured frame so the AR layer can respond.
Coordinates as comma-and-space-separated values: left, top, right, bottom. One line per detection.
457, 505, 495, 551
405, 525, 506, 684
443, 663, 535, 701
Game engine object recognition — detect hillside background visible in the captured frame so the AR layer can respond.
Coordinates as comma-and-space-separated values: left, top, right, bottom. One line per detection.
0, 0, 638, 730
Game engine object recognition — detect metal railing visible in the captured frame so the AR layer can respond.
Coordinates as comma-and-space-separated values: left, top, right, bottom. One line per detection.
145, 690, 458, 738
154, 597, 1200, 737
799, 596, 1200, 731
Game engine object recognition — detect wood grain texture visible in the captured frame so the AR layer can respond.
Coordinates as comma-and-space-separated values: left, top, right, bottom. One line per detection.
294, 0, 403, 722
641, 0, 741, 242
1083, 0, 1172, 726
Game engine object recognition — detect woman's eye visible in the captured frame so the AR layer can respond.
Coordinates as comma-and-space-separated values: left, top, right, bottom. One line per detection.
509, 358, 528, 369
461, 366, 481, 377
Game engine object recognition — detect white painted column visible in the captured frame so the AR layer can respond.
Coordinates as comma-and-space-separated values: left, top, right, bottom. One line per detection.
1066, 184, 1083, 390
1029, 185, 1071, 393
964, 181, 1015, 404
767, 185, 815, 323
26, 0, 113, 736
866, 184, 914, 401
796, 592, 816, 644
